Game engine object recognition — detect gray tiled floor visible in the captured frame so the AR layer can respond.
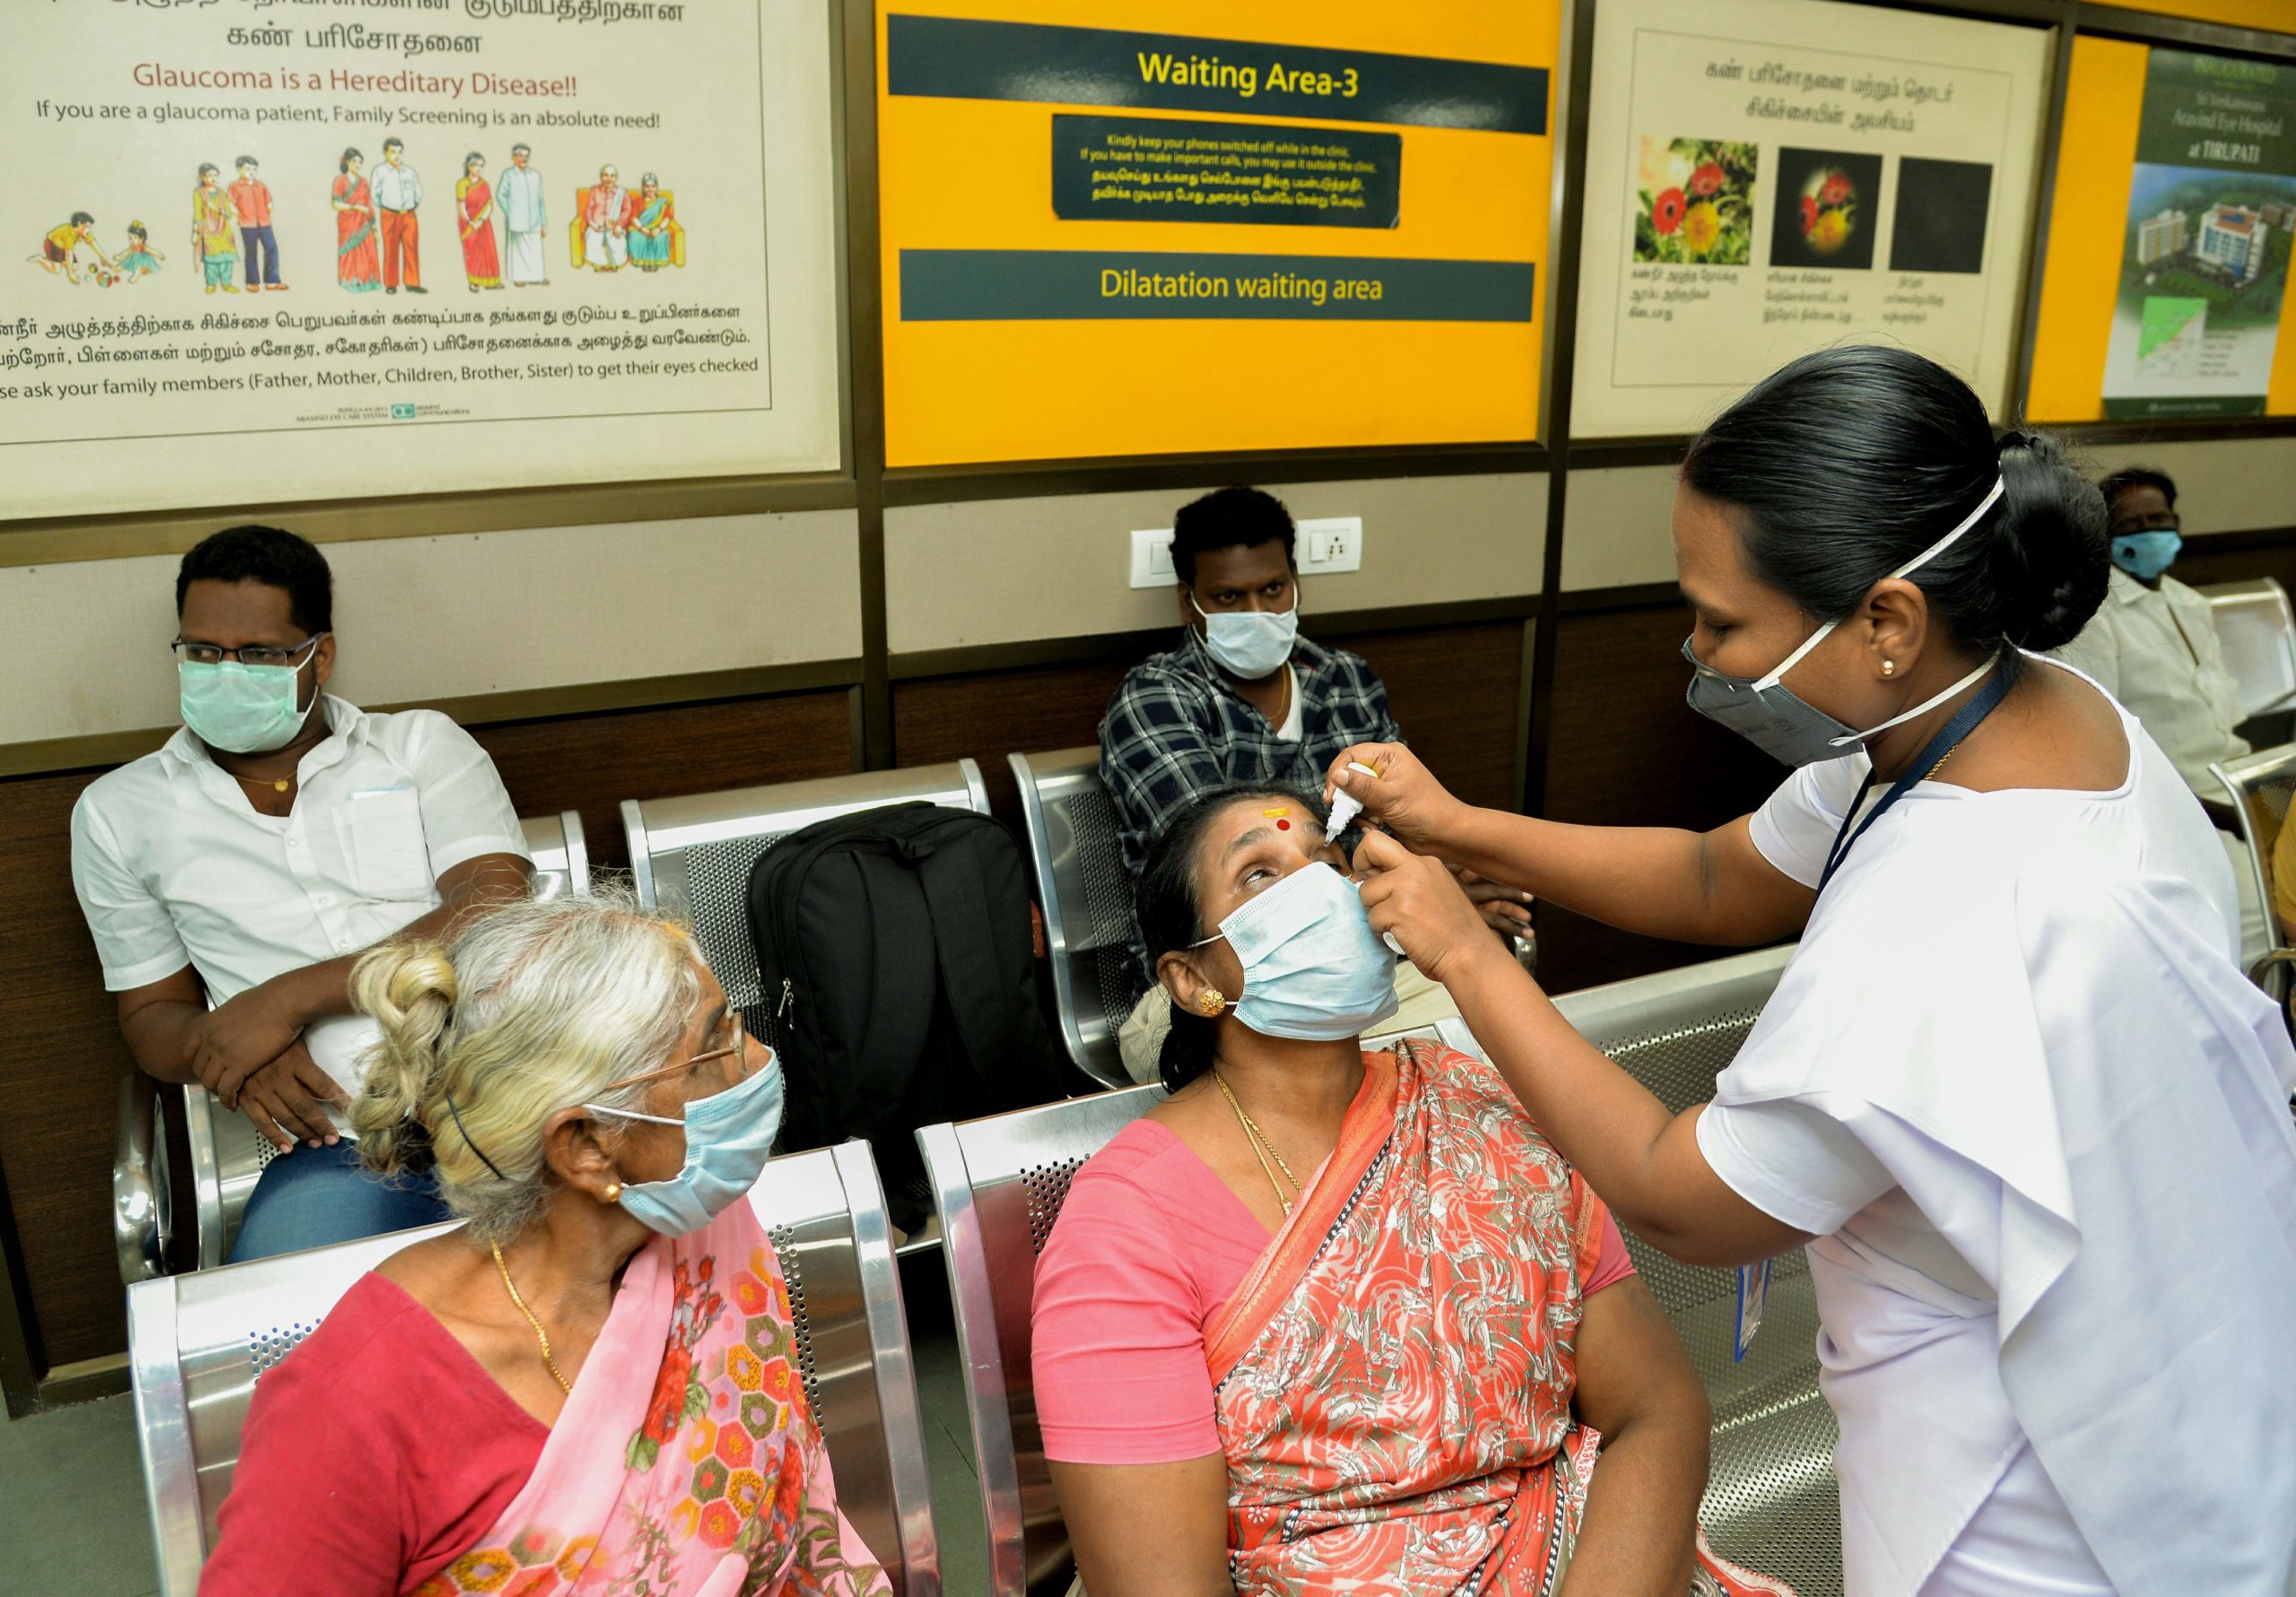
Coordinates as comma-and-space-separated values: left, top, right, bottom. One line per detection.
0, 1330, 984, 1597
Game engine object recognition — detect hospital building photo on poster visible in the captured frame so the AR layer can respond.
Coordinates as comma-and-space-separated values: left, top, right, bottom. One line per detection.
1570, 0, 2050, 440
1, 0, 842, 523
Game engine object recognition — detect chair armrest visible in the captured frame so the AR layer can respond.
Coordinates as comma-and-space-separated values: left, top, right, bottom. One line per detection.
114, 1074, 173, 1284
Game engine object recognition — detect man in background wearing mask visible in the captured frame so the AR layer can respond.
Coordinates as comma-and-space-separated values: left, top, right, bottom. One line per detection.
2056, 466, 2264, 960
1098, 485, 1530, 1081
70, 525, 532, 1260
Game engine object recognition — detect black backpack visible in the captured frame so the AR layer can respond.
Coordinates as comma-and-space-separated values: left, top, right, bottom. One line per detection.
744, 802, 1068, 1230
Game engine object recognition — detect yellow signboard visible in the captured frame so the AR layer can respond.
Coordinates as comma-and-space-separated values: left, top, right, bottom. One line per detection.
2028, 35, 2296, 421
874, 2, 1561, 467
2106, 2, 2296, 30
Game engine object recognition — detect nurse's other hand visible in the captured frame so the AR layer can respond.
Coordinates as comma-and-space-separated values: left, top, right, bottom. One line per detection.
1454, 864, 1535, 936
1324, 743, 1465, 851
1354, 829, 1495, 985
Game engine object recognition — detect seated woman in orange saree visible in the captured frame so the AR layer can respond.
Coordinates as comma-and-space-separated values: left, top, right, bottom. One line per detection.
1032, 785, 1793, 1596
203, 894, 889, 1597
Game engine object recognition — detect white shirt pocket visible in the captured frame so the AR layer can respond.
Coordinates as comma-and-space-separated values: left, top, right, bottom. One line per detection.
343, 786, 433, 899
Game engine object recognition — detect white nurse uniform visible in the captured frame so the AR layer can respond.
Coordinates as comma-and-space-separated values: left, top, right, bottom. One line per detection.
1697, 657, 2296, 1597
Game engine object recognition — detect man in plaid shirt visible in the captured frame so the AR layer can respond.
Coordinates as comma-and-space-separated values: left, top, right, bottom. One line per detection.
1098, 487, 1533, 1081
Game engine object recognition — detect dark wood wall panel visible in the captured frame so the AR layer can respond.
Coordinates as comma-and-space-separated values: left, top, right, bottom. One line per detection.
0, 766, 144, 1369
891, 621, 1528, 829
0, 686, 854, 1383
1537, 603, 1787, 994
469, 688, 857, 875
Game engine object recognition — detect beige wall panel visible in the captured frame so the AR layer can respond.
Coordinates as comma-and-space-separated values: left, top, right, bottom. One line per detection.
1560, 465, 1679, 592
886, 473, 1548, 655
2080, 438, 2296, 537
0, 509, 859, 748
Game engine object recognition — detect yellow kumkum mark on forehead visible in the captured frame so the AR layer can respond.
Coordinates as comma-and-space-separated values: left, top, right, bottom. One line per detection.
1262, 807, 1290, 816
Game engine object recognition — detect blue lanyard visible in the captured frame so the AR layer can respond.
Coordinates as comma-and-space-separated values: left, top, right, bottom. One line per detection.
1819, 663, 2013, 892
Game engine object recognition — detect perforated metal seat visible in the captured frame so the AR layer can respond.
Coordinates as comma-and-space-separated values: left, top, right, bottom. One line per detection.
919, 942, 1839, 1597
2196, 578, 2296, 720
1007, 748, 1138, 1090
2211, 746, 2296, 999
129, 1141, 939, 1596
622, 764, 991, 1055
115, 812, 592, 1284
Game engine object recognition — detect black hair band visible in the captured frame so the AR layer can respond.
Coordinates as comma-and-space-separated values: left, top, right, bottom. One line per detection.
442, 1090, 508, 1181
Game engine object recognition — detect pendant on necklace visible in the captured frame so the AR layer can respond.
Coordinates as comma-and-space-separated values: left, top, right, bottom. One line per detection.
272, 778, 291, 793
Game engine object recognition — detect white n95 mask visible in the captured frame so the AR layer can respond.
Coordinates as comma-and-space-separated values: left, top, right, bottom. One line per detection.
1192, 593, 1299, 680
1192, 862, 1399, 1042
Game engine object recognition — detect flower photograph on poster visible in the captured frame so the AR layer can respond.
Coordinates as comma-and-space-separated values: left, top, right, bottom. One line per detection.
1771, 148, 1883, 271
1634, 135, 1756, 265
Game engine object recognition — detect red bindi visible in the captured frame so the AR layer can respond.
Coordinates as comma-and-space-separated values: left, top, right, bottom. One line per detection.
1275, 819, 1291, 830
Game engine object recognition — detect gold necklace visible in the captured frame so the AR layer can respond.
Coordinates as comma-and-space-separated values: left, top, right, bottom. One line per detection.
1213, 1069, 1300, 1216
228, 768, 295, 794
491, 1241, 572, 1394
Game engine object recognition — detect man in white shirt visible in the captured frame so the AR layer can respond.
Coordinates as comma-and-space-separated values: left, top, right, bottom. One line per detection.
370, 137, 426, 294
71, 525, 529, 1260
2057, 466, 2265, 961
582, 163, 629, 271
498, 143, 547, 286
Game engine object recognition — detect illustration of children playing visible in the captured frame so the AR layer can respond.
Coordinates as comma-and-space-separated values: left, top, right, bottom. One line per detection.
32, 213, 117, 284
113, 221, 166, 282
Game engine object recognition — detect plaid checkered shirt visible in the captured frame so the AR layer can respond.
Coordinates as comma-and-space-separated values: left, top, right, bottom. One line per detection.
1098, 629, 1402, 994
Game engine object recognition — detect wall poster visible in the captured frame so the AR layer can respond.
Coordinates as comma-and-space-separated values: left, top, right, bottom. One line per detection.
2030, 38, 2296, 423
875, 2, 1561, 467
1, 0, 842, 525
1571, 0, 2051, 440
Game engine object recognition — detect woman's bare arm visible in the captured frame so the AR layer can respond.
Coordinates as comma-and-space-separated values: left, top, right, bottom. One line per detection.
1561, 1277, 1711, 1596
1050, 1455, 1236, 1597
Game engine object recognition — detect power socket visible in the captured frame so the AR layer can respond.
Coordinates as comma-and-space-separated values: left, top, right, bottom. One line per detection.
1297, 516, 1363, 574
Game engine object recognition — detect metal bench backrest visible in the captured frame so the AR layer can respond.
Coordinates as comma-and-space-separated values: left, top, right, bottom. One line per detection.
2212, 746, 2296, 992
1007, 748, 1136, 1089
622, 763, 990, 1047
2197, 577, 2296, 721
116, 812, 592, 1283
922, 944, 1842, 1597
130, 1141, 939, 1597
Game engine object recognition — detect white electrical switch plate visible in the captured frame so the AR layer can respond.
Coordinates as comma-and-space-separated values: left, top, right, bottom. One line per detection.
1297, 516, 1363, 574
1129, 527, 1177, 588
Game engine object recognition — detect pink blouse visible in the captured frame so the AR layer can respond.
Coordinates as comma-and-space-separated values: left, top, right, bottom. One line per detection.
1031, 1117, 1638, 1465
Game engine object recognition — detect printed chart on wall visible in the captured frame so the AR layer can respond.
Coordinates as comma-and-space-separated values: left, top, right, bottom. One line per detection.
1571, 0, 2050, 439
2030, 39, 2296, 423
876, 2, 1561, 466
0, 0, 840, 524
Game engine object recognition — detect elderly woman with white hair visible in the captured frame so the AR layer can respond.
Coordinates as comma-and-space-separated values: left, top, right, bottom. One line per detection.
203, 891, 891, 1596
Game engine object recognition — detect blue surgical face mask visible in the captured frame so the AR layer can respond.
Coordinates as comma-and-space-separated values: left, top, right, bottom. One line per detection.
587, 1046, 786, 1236
2110, 530, 2181, 582
1191, 591, 1299, 681
1191, 861, 1398, 1042
1684, 476, 2006, 768
178, 655, 316, 754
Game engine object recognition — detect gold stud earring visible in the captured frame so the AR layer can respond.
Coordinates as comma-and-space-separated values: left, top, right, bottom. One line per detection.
1196, 988, 1225, 1016
604, 1182, 622, 1203
1882, 660, 1896, 676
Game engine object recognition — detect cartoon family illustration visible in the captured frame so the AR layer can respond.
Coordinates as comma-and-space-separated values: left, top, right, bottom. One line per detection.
37, 144, 684, 293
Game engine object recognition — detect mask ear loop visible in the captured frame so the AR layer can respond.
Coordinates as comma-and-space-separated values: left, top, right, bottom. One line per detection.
1751, 476, 2007, 693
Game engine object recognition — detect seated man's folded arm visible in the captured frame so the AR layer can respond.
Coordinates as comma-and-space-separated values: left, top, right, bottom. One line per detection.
115, 965, 210, 1086
1560, 1272, 1711, 1597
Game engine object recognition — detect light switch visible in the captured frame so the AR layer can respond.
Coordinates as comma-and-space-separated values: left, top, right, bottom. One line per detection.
1129, 526, 1177, 588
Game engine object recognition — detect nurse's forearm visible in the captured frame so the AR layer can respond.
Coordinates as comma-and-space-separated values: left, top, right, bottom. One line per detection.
1444, 942, 1810, 1268
1428, 808, 1806, 947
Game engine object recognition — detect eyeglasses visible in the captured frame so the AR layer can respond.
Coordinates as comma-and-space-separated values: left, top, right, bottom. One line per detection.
170, 632, 326, 669
600, 1012, 750, 1095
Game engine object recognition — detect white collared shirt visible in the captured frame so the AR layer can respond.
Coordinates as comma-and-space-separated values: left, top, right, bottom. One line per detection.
370, 160, 422, 213
70, 695, 526, 1096
2052, 567, 2248, 793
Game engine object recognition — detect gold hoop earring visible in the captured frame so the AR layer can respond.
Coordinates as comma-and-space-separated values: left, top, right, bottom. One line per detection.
604, 1183, 622, 1203
1196, 988, 1225, 1016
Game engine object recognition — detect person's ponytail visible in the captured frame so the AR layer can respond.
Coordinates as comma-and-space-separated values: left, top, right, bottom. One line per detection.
1986, 428, 2109, 652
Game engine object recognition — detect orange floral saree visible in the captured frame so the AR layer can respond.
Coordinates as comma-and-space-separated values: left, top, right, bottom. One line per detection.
1205, 1042, 1792, 1596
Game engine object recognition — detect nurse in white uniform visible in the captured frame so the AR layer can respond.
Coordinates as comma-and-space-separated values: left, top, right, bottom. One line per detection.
1335, 347, 2296, 1597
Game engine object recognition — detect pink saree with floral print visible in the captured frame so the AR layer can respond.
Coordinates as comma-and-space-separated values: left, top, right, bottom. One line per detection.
1205, 1042, 1793, 1597
409, 1202, 890, 1597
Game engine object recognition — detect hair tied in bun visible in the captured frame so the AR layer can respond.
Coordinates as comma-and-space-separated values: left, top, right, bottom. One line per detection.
1996, 429, 2037, 456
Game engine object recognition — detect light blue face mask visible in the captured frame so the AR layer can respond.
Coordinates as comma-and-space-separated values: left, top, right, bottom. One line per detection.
1191, 591, 1299, 681
588, 1040, 786, 1236
1193, 861, 1399, 1042
2110, 529, 2181, 582
178, 650, 317, 754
